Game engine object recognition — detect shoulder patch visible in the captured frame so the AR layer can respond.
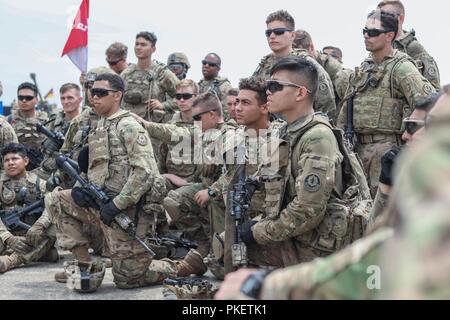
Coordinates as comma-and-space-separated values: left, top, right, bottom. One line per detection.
304, 174, 321, 193
137, 134, 148, 146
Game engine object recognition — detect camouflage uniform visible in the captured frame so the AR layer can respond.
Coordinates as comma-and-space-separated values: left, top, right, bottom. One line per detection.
121, 61, 180, 122
260, 107, 450, 300
249, 113, 371, 268
337, 50, 435, 197
0, 172, 56, 273
35, 110, 72, 181
0, 117, 18, 148
52, 109, 169, 288
253, 49, 337, 122
198, 77, 233, 119
393, 30, 440, 90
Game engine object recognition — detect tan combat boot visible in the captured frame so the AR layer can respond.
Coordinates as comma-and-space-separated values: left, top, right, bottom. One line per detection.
0, 253, 25, 273
54, 245, 91, 283
175, 249, 207, 277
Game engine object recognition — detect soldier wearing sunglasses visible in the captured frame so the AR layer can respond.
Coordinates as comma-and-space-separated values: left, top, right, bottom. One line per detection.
337, 9, 436, 198
377, 0, 440, 90
8, 82, 49, 171
105, 42, 131, 75
253, 10, 337, 123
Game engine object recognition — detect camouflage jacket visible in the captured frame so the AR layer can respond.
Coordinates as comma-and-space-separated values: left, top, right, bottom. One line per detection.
0, 172, 48, 240
337, 50, 435, 136
120, 61, 180, 120
87, 109, 160, 210
393, 30, 440, 90
0, 117, 18, 148
253, 49, 337, 122
8, 110, 49, 151
198, 76, 233, 119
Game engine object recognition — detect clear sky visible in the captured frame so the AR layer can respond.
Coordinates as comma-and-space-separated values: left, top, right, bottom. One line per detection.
0, 0, 448, 106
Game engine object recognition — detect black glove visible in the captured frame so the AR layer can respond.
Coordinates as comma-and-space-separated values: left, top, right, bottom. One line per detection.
71, 187, 98, 209
100, 200, 121, 226
42, 138, 62, 153
239, 220, 257, 245
78, 146, 89, 174
379, 147, 402, 186
6, 235, 33, 254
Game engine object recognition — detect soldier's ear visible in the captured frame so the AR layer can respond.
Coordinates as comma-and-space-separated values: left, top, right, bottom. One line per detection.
23, 156, 29, 167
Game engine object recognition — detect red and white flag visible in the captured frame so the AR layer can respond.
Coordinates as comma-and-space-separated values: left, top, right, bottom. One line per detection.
61, 0, 89, 72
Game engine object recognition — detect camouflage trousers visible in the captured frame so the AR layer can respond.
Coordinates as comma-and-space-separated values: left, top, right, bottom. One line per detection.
163, 183, 226, 257
0, 230, 57, 273
52, 189, 172, 289
355, 136, 401, 198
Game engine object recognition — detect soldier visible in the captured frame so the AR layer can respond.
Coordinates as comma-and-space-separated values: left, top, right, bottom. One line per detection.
0, 143, 58, 273
235, 57, 371, 269
198, 53, 233, 118
322, 46, 343, 63
51, 73, 171, 291
35, 83, 82, 181
293, 29, 352, 108
253, 10, 336, 122
337, 10, 435, 197
0, 117, 18, 148
224, 88, 239, 123
216, 86, 450, 300
8, 82, 49, 171
121, 31, 179, 122
105, 42, 131, 75
169, 79, 198, 124
167, 52, 191, 80
377, 0, 441, 89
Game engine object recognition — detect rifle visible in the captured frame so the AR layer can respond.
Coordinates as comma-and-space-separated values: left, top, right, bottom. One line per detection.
0, 199, 45, 231
146, 234, 197, 259
26, 147, 44, 171
36, 123, 65, 150
345, 94, 355, 150
229, 165, 258, 268
55, 154, 156, 257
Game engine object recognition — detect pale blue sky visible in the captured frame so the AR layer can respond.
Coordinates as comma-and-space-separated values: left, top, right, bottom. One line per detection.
0, 0, 448, 106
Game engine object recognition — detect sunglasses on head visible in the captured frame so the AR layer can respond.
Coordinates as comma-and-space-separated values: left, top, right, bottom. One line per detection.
90, 88, 118, 98
266, 79, 312, 94
403, 118, 425, 135
265, 27, 292, 37
106, 58, 123, 66
192, 109, 216, 121
18, 95, 35, 102
202, 60, 219, 68
175, 93, 196, 100
363, 27, 392, 37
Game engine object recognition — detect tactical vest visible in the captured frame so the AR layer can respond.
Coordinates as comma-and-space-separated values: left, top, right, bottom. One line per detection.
262, 114, 372, 253
198, 77, 229, 101
349, 51, 416, 135
87, 113, 132, 197
46, 111, 71, 136
8, 111, 48, 150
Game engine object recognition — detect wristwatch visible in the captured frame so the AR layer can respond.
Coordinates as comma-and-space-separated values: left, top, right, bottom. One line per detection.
240, 269, 273, 299
207, 187, 217, 198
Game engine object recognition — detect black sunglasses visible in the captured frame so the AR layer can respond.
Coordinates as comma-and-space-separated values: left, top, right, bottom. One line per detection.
175, 93, 196, 100
265, 27, 292, 37
266, 79, 312, 94
403, 118, 425, 135
202, 60, 219, 68
106, 59, 123, 66
363, 27, 392, 37
90, 88, 118, 98
192, 109, 216, 121
18, 95, 35, 102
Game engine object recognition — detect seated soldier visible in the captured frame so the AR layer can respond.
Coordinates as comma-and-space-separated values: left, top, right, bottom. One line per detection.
0, 143, 58, 273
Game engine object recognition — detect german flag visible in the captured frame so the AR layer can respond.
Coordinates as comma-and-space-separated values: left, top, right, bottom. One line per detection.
44, 88, 54, 100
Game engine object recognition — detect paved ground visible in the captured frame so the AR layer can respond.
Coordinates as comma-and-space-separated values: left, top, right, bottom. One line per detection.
0, 251, 220, 300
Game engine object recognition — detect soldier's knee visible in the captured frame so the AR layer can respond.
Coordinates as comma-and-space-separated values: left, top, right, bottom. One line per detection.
164, 191, 184, 221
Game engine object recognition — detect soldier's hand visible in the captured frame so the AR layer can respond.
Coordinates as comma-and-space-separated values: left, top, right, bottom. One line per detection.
148, 99, 164, 111
215, 269, 259, 300
26, 222, 46, 247
239, 220, 257, 245
130, 113, 150, 128
6, 235, 33, 254
379, 147, 402, 186
42, 138, 63, 153
194, 189, 210, 207
100, 200, 121, 227
163, 174, 191, 188
71, 187, 98, 209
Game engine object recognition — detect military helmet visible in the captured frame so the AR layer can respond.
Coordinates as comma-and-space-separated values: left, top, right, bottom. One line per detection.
167, 52, 191, 69
86, 66, 115, 82
65, 260, 106, 293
